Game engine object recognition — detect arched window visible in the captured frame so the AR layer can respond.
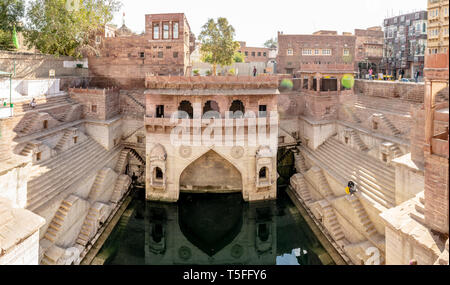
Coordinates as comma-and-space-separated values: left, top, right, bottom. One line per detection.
229, 100, 245, 118
154, 167, 163, 180
202, 100, 220, 118
43, 120, 48, 129
259, 167, 268, 179
177, 100, 193, 119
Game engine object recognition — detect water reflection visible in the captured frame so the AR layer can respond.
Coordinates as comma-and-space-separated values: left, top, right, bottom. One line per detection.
94, 190, 334, 265
145, 194, 277, 265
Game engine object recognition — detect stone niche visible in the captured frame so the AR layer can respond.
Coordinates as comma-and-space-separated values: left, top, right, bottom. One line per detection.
256, 146, 274, 190
148, 144, 167, 192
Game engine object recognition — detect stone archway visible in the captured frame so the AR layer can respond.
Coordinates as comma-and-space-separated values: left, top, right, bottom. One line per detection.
179, 150, 243, 193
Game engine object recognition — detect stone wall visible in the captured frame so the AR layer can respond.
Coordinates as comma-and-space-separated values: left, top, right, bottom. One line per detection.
424, 152, 449, 234
0, 51, 88, 79
69, 88, 120, 121
354, 80, 425, 103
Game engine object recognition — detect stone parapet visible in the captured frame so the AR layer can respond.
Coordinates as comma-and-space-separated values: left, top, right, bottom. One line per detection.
145, 75, 280, 89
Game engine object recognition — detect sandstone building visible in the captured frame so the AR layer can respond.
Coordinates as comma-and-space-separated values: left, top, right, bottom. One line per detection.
354, 27, 384, 78
276, 31, 356, 75
144, 76, 279, 203
238, 41, 270, 63
427, 0, 449, 54
88, 13, 196, 88
381, 11, 428, 78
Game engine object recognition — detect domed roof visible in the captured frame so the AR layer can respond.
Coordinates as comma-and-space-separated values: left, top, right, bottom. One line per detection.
116, 24, 133, 37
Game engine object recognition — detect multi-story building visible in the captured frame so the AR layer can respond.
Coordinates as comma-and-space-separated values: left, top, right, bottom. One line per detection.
276, 31, 356, 75
237, 41, 270, 63
354, 27, 384, 78
427, 0, 449, 54
381, 11, 428, 79
88, 13, 196, 88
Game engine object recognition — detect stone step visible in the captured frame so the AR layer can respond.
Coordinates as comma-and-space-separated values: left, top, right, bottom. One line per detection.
29, 139, 97, 177
319, 143, 396, 190
27, 141, 105, 195
327, 139, 395, 178
76, 238, 88, 246
326, 140, 395, 178
410, 211, 426, 224
303, 146, 395, 209
317, 145, 396, 196
27, 146, 121, 212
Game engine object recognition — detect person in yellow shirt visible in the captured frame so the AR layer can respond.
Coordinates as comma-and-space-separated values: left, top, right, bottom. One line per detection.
346, 181, 356, 196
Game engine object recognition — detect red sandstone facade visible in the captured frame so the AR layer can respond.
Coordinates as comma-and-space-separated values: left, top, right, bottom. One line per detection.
238, 41, 270, 63
276, 31, 356, 75
423, 51, 449, 235
354, 27, 384, 77
88, 13, 195, 88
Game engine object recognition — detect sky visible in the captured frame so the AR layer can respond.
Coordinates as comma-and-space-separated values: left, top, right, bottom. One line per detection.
112, 0, 427, 47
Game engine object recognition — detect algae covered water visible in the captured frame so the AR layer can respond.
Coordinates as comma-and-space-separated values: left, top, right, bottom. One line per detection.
93, 188, 335, 265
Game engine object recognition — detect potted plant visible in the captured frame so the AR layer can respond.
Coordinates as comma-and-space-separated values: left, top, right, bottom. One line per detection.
193, 69, 200, 76
206, 70, 212, 76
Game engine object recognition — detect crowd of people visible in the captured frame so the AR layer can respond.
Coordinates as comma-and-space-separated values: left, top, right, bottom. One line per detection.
364, 67, 421, 83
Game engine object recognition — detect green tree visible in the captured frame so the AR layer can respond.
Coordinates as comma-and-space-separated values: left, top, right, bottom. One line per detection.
24, 0, 121, 57
0, 0, 25, 50
198, 17, 239, 76
263, 38, 277, 49
233, 51, 245, 63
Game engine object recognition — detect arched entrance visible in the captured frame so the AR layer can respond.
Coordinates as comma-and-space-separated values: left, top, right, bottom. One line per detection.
179, 150, 242, 193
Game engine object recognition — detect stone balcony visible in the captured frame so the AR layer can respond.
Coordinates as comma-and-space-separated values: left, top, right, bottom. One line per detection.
145, 114, 278, 129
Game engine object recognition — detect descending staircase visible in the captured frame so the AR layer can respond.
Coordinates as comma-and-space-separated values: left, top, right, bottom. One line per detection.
26, 138, 122, 212
19, 143, 34, 156
317, 170, 334, 198
343, 106, 362, 124
17, 113, 39, 135
54, 130, 72, 152
110, 175, 131, 204
124, 93, 145, 110
379, 114, 401, 136
292, 174, 313, 204
75, 205, 102, 247
87, 169, 109, 201
42, 195, 79, 243
294, 152, 307, 173
114, 149, 129, 174
322, 202, 345, 241
127, 148, 145, 165
60, 104, 82, 123
350, 130, 369, 152
301, 138, 396, 209
348, 195, 377, 237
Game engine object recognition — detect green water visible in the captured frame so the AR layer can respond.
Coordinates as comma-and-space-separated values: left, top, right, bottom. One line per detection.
93, 188, 335, 265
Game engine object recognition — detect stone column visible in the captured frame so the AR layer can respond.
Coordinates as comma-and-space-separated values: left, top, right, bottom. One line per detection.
316, 76, 321, 93
424, 80, 434, 152
337, 76, 341, 94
